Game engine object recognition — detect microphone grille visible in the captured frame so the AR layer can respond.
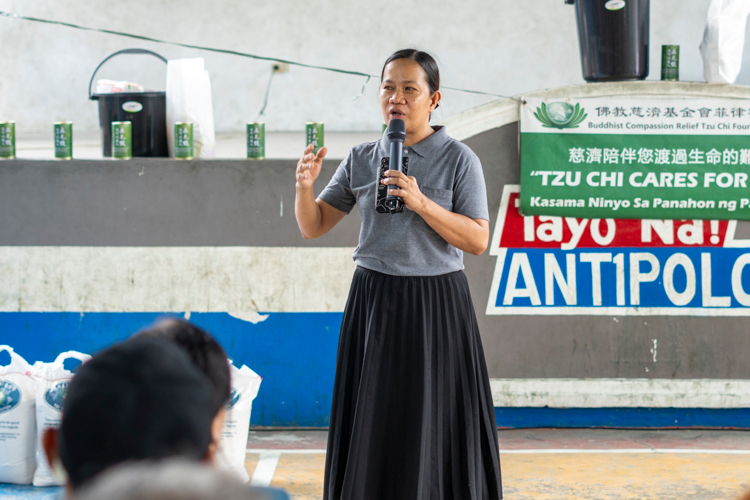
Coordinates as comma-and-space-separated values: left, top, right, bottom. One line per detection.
387, 119, 406, 139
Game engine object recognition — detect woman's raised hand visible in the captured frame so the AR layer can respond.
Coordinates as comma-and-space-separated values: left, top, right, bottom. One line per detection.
296, 144, 328, 190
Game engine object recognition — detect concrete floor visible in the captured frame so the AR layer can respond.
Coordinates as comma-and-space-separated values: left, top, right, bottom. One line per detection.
11, 131, 382, 161
243, 429, 750, 500
2, 429, 749, 499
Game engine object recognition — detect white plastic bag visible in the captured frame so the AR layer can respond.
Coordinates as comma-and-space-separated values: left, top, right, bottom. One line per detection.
95, 79, 145, 93
32, 351, 91, 486
166, 58, 216, 158
0, 346, 37, 484
216, 363, 262, 482
699, 0, 750, 84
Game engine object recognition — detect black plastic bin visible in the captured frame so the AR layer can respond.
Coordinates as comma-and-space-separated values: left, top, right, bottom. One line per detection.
567, 0, 650, 82
88, 49, 169, 157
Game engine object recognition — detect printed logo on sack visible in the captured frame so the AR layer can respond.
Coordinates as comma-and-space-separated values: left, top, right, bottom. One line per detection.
0, 381, 21, 414
44, 381, 69, 411
225, 387, 240, 410
534, 102, 588, 129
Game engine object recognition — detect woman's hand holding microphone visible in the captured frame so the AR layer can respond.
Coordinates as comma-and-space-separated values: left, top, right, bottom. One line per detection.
380, 170, 427, 214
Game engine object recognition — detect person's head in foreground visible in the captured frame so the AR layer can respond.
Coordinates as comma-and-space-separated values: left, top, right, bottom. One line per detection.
42, 336, 217, 496
134, 317, 232, 444
73, 459, 290, 500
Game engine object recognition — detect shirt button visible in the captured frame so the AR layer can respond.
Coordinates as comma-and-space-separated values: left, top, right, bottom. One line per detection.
404, 149, 409, 154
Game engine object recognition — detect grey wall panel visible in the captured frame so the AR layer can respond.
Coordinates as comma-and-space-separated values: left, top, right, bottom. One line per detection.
0, 160, 360, 247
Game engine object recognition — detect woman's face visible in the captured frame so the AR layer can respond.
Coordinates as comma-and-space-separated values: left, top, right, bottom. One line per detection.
380, 59, 440, 135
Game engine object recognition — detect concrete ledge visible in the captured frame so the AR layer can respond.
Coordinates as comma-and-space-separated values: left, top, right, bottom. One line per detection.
0, 246, 356, 313
491, 378, 750, 408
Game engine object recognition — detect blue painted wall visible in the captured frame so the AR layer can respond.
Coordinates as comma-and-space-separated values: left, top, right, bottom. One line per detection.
0, 312, 341, 427
3, 313, 750, 429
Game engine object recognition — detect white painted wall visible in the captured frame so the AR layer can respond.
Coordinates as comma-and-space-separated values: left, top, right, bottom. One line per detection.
1, 0, 747, 133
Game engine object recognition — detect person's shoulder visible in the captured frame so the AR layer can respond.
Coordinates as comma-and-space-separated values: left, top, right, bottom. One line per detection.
447, 137, 478, 156
442, 134, 481, 168
349, 139, 381, 156
341, 139, 382, 169
431, 126, 477, 158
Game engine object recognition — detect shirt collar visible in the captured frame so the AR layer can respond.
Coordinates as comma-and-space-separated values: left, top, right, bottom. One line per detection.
379, 125, 448, 159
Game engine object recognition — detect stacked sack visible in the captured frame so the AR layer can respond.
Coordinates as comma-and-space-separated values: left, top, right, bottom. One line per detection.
32, 351, 91, 486
216, 362, 262, 482
0, 346, 37, 484
0, 346, 90, 486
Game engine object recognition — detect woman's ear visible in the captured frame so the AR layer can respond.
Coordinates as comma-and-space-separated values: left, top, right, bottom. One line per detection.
430, 90, 442, 112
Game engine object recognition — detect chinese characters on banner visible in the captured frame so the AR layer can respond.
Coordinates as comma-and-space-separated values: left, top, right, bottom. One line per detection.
487, 186, 750, 315
520, 97, 750, 220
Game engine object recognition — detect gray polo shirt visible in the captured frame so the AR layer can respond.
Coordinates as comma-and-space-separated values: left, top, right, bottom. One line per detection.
318, 126, 489, 276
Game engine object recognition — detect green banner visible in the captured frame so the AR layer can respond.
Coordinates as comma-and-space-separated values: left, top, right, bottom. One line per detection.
520, 97, 750, 220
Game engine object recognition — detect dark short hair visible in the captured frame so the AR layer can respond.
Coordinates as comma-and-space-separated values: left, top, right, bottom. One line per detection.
135, 318, 231, 416
381, 49, 441, 96
59, 336, 215, 488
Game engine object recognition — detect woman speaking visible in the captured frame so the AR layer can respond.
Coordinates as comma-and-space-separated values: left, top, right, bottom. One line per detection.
295, 49, 502, 500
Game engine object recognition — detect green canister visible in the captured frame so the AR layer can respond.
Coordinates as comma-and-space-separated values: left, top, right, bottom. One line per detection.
306, 122, 324, 154
246, 122, 265, 159
111, 121, 132, 160
0, 121, 16, 159
174, 122, 194, 160
661, 45, 679, 81
54, 122, 73, 160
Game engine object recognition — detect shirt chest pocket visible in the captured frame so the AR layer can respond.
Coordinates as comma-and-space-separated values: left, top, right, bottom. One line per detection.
421, 186, 453, 211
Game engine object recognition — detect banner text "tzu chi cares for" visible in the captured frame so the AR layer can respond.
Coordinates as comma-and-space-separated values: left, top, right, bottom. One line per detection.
520, 96, 750, 220
487, 186, 750, 316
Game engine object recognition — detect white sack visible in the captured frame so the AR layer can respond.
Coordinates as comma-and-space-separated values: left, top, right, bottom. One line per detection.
0, 346, 37, 484
32, 351, 91, 487
699, 0, 750, 84
216, 363, 262, 482
166, 58, 216, 158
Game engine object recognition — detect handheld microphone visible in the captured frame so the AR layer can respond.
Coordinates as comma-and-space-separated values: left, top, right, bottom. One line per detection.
386, 119, 406, 202
375, 119, 408, 214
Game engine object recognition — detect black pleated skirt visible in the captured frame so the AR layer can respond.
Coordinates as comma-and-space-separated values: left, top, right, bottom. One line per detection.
324, 267, 502, 500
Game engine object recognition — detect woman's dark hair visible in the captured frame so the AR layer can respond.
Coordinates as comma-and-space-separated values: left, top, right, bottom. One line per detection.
135, 318, 231, 416
381, 49, 440, 99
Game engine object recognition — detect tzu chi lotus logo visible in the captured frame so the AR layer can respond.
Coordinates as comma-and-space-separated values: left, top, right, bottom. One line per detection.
534, 101, 587, 129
